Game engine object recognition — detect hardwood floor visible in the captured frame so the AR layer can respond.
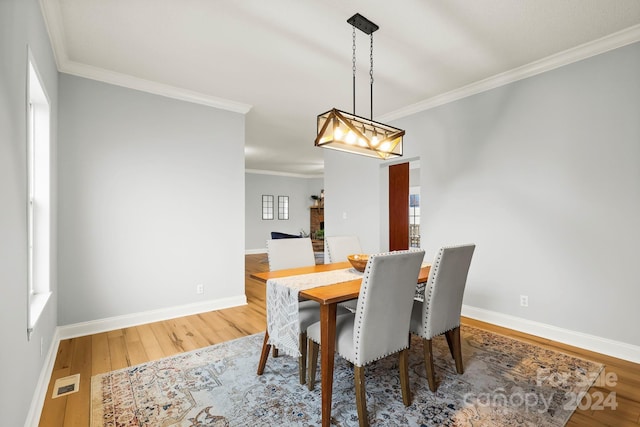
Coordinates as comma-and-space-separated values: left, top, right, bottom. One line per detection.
39, 254, 640, 426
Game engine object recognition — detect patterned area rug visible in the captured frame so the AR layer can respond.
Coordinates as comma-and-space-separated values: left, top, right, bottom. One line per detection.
91, 326, 602, 426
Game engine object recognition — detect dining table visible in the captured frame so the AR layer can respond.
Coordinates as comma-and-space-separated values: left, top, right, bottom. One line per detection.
251, 260, 431, 427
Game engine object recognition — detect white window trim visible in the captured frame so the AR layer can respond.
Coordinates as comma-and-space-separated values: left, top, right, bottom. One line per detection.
26, 48, 52, 339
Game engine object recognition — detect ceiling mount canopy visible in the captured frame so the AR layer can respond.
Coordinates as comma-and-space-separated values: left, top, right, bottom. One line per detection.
315, 13, 404, 160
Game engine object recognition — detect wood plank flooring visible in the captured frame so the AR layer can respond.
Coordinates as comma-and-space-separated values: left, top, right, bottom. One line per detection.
39, 254, 640, 426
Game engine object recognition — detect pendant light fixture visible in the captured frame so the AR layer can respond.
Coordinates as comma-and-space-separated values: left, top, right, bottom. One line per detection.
315, 13, 404, 160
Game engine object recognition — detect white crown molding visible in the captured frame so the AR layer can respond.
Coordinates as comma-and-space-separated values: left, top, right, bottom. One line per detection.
60, 61, 252, 113
462, 305, 640, 364
39, 0, 69, 70
245, 169, 323, 179
39, 0, 251, 113
57, 295, 247, 340
41, 0, 639, 123
381, 24, 640, 122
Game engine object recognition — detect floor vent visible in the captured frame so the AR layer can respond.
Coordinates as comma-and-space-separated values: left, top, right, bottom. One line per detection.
52, 374, 80, 398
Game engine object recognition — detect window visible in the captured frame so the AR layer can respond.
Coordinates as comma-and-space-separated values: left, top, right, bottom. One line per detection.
278, 196, 289, 220
262, 195, 274, 220
409, 192, 420, 248
27, 51, 52, 338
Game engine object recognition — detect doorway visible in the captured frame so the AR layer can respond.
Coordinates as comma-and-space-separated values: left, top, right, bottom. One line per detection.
389, 163, 409, 251
388, 160, 420, 251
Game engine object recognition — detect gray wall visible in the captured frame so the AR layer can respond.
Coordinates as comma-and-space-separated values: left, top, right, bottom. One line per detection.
0, 0, 59, 424
323, 151, 385, 255
325, 42, 640, 347
58, 74, 246, 325
245, 172, 323, 251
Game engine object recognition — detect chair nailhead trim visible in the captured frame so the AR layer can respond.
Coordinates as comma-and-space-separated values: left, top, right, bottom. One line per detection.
423, 248, 442, 336
353, 249, 422, 364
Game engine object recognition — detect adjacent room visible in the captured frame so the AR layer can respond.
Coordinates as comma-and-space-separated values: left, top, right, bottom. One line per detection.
2, 1, 639, 426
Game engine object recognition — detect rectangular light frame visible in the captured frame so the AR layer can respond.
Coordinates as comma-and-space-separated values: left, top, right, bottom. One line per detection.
315, 108, 404, 160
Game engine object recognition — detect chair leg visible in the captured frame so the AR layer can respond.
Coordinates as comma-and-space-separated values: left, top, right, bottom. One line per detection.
307, 338, 319, 391
399, 348, 411, 406
299, 332, 307, 385
422, 338, 437, 392
272, 346, 279, 358
444, 329, 455, 359
354, 366, 369, 427
257, 331, 271, 375
445, 327, 464, 374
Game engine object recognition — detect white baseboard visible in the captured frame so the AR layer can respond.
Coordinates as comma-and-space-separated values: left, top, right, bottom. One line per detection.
27, 299, 636, 426
27, 295, 247, 426
57, 295, 247, 340
245, 248, 266, 255
24, 328, 61, 427
462, 305, 640, 364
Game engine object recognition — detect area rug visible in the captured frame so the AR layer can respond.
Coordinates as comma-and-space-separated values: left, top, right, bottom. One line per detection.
91, 326, 603, 426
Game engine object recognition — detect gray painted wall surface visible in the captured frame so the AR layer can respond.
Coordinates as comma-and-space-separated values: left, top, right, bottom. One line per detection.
323, 151, 385, 255
58, 74, 246, 325
325, 42, 640, 346
245, 173, 322, 251
0, 0, 59, 424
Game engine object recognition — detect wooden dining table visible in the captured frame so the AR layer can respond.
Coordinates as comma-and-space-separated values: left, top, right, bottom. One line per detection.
251, 260, 431, 427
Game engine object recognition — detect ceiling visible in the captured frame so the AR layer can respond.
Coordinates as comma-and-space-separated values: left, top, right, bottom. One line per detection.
41, 0, 640, 177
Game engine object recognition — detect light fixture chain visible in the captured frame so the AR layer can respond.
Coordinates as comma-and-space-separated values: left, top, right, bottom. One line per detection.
370, 33, 374, 120
369, 33, 374, 85
315, 14, 404, 159
352, 27, 357, 78
352, 26, 356, 114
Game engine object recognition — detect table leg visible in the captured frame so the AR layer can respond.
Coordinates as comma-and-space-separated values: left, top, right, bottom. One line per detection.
257, 330, 271, 375
320, 303, 337, 427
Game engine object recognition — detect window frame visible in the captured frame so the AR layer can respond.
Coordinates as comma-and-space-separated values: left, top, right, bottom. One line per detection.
262, 195, 274, 220
26, 48, 52, 339
278, 196, 289, 220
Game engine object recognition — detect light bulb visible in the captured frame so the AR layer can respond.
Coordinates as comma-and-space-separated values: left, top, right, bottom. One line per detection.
371, 135, 379, 147
346, 130, 356, 144
380, 141, 391, 152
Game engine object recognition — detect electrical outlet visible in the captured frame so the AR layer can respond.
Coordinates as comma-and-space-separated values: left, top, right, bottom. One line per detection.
196, 284, 204, 294
520, 295, 529, 307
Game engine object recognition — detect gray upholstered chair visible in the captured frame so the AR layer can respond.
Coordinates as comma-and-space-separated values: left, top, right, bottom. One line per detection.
325, 235, 363, 312
325, 235, 362, 263
258, 237, 348, 384
409, 244, 475, 392
266, 237, 316, 271
307, 250, 425, 427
